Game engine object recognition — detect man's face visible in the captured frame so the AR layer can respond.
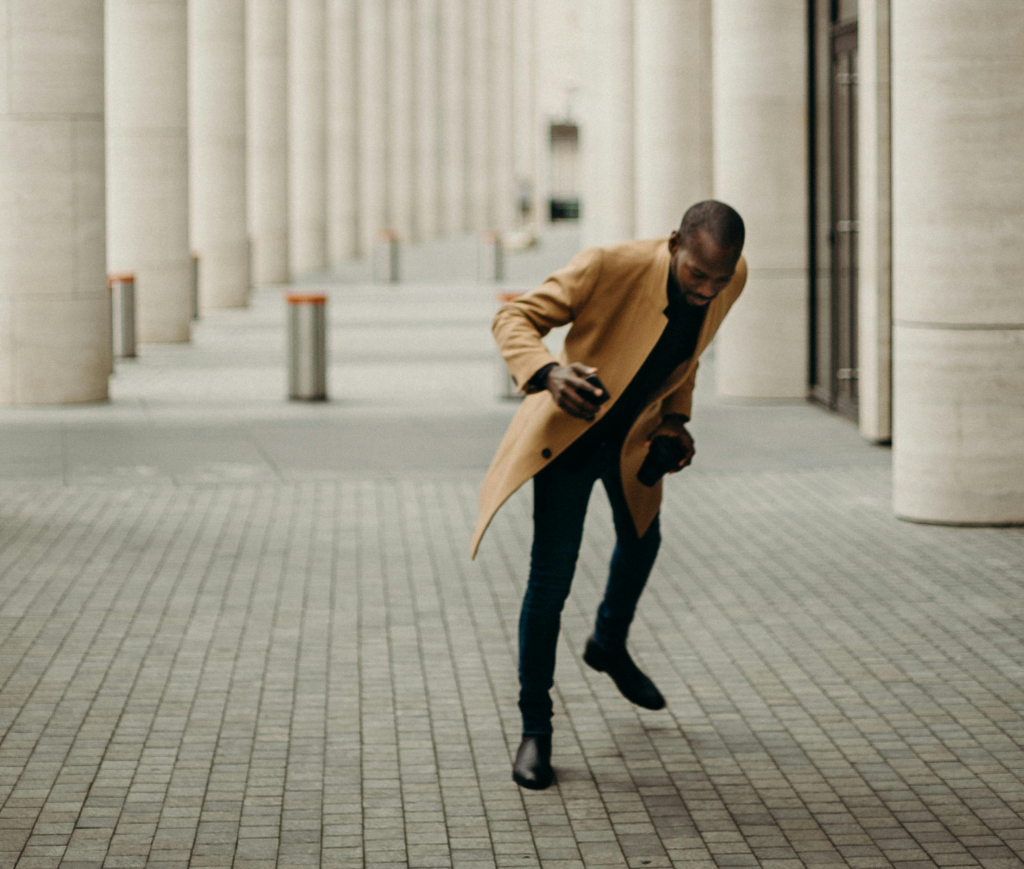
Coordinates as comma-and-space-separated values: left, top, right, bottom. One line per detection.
669, 228, 739, 307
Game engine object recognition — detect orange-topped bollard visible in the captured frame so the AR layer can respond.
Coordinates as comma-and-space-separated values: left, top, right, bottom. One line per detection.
374, 228, 399, 284
287, 293, 328, 400
479, 230, 504, 282
108, 272, 137, 359
495, 291, 525, 400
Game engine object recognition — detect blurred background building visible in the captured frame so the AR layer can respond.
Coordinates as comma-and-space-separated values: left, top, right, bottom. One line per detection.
1, 0, 1021, 526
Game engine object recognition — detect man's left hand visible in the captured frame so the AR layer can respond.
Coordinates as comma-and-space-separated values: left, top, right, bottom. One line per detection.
645, 417, 695, 473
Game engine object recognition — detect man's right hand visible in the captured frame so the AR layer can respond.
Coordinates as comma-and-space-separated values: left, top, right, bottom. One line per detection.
545, 363, 605, 420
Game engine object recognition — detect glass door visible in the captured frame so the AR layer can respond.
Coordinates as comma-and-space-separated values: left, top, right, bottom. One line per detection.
809, 0, 859, 419
830, 20, 859, 418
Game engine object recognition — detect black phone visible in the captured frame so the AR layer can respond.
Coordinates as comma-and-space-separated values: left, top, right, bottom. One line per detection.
584, 374, 611, 406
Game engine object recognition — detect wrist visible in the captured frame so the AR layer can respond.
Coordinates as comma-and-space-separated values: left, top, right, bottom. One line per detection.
527, 362, 558, 393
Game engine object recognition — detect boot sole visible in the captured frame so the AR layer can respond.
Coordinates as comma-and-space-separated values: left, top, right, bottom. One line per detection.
513, 768, 555, 790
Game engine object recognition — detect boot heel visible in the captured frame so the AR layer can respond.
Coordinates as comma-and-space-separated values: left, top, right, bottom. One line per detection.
583, 638, 606, 672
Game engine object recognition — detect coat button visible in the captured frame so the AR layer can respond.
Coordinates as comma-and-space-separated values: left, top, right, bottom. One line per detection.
542, 448, 552, 459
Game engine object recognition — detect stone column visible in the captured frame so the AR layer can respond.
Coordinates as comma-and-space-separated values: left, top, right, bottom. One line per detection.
0, 0, 110, 405
388, 0, 416, 242
440, 0, 468, 236
892, 2, 1024, 524
327, 0, 359, 265
106, 0, 191, 343
857, 0, 892, 442
633, 0, 711, 238
414, 0, 441, 240
465, 0, 492, 230
289, 0, 328, 276
358, 0, 389, 255
491, 0, 516, 231
579, 0, 634, 248
247, 0, 289, 284
511, 0, 536, 229
711, 0, 808, 398
189, 0, 249, 308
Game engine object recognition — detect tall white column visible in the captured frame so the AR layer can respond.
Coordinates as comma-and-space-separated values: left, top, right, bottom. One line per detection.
0, 0, 110, 405
289, 0, 327, 275
358, 0, 389, 255
491, 0, 516, 231
247, 0, 289, 284
440, 0, 468, 236
858, 0, 893, 443
465, 0, 492, 230
511, 0, 536, 229
579, 0, 634, 248
106, 0, 191, 343
189, 0, 250, 309
633, 0, 711, 238
388, 0, 416, 242
327, 0, 359, 265
892, 2, 1024, 525
414, 0, 441, 240
711, 0, 808, 398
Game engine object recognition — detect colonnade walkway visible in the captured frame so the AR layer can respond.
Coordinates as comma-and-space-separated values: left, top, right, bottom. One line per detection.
1, 232, 1023, 869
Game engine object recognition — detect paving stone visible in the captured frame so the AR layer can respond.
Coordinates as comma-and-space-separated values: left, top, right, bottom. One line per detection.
1, 273, 1022, 868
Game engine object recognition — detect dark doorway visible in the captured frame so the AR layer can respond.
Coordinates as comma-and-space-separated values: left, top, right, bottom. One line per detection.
810, 0, 859, 419
548, 123, 580, 221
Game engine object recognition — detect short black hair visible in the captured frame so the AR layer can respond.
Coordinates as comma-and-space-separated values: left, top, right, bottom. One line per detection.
679, 200, 745, 253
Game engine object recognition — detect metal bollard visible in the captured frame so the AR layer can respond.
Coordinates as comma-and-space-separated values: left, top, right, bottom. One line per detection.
108, 273, 137, 359
495, 291, 524, 400
478, 230, 505, 282
373, 229, 400, 283
191, 253, 200, 320
287, 293, 328, 401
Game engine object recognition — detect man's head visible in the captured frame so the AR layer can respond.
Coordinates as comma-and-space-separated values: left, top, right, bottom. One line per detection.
668, 200, 745, 307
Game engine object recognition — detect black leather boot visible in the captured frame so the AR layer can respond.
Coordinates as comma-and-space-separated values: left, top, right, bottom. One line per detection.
512, 734, 554, 790
583, 635, 666, 710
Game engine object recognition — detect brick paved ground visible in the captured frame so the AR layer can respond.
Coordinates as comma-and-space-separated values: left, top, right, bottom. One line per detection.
1, 235, 1023, 868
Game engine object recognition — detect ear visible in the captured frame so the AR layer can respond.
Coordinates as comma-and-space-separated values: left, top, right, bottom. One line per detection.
668, 229, 682, 253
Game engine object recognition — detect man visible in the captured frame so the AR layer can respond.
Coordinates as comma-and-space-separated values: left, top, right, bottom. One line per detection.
470, 201, 748, 790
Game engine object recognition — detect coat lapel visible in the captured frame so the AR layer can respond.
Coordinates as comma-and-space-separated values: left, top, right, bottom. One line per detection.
603, 240, 674, 399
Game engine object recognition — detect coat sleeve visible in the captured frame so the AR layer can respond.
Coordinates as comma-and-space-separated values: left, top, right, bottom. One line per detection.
491, 246, 604, 394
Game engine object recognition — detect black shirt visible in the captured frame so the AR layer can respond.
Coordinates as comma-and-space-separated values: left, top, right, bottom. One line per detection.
531, 268, 707, 468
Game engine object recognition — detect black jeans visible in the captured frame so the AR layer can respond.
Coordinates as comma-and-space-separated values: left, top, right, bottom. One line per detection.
518, 440, 661, 736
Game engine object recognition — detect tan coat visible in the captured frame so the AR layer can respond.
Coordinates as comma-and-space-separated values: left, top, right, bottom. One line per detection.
470, 236, 748, 559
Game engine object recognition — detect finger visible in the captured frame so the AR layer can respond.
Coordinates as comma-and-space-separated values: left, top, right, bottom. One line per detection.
564, 381, 602, 410
557, 387, 589, 413
558, 392, 592, 418
568, 377, 603, 403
